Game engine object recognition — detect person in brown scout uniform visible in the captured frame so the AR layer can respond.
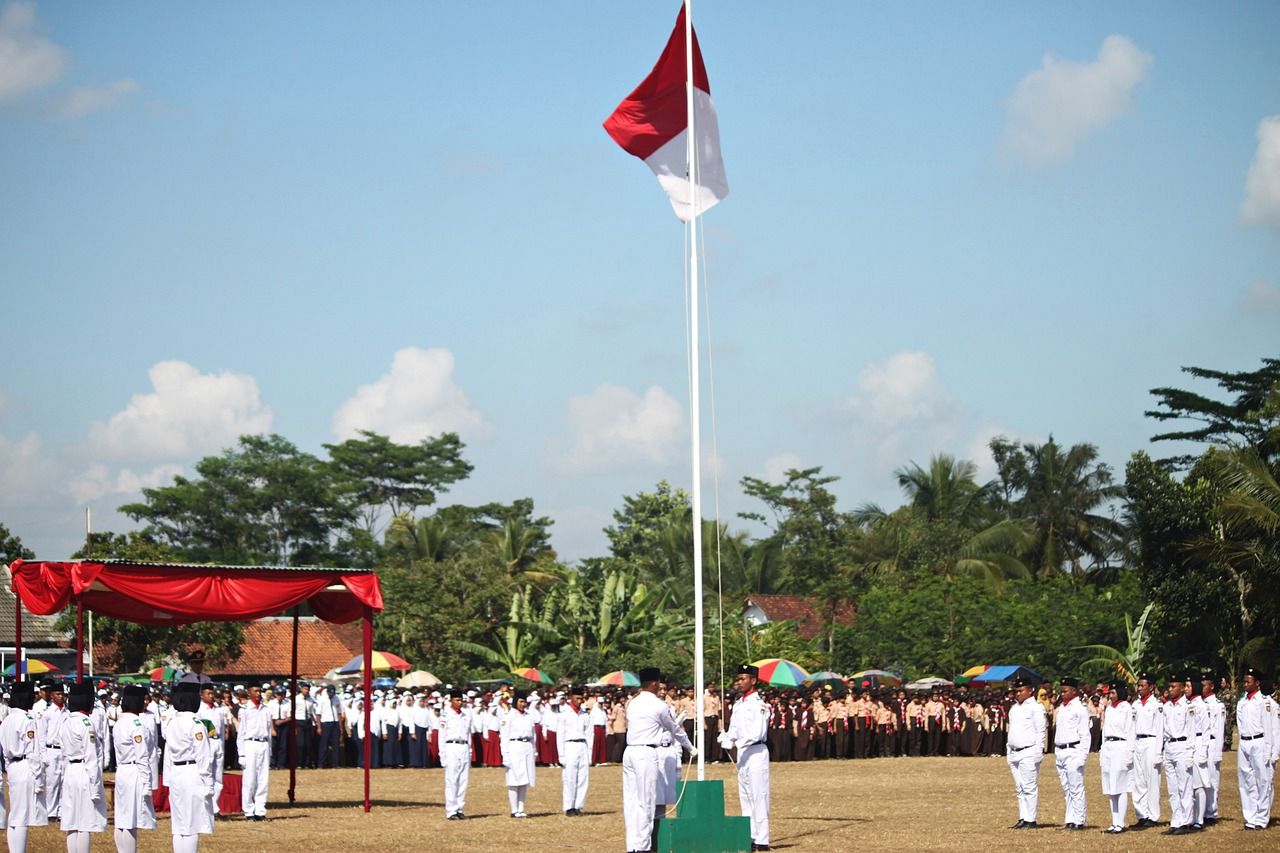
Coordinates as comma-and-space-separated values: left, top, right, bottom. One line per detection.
907, 693, 927, 756
925, 691, 945, 756
876, 695, 896, 758
703, 689, 722, 763
767, 696, 791, 762
830, 690, 849, 759
793, 697, 814, 761
811, 692, 828, 759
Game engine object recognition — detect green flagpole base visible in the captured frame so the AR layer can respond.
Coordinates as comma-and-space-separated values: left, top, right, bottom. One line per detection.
655, 779, 753, 853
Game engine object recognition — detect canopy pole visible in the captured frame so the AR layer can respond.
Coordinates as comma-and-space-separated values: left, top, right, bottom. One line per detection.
76, 598, 84, 682
362, 606, 373, 812
13, 588, 22, 684
289, 606, 299, 803
685, 0, 706, 781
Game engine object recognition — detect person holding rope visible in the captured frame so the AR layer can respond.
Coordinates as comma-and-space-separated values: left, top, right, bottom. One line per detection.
621, 667, 692, 853
718, 663, 771, 852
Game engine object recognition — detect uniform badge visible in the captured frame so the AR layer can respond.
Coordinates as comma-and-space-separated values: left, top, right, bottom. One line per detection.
195, 731, 204, 740
26, 731, 34, 739
134, 734, 143, 744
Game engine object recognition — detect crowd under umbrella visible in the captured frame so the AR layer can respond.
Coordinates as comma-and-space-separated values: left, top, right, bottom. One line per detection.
337, 651, 412, 674
803, 670, 847, 690
849, 669, 902, 689
905, 675, 955, 690
512, 667, 554, 684
396, 670, 442, 688
751, 658, 811, 688
2, 658, 58, 677
594, 670, 640, 687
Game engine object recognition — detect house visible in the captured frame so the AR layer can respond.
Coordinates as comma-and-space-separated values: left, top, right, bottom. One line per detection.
743, 594, 856, 641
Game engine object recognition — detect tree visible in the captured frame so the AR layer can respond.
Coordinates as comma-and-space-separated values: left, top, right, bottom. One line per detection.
1146, 357, 1280, 468
63, 532, 244, 672
989, 437, 1127, 577
1076, 602, 1157, 684
121, 434, 352, 565
0, 521, 34, 566
324, 430, 472, 536
605, 481, 691, 561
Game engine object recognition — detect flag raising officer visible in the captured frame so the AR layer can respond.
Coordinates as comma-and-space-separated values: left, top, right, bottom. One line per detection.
719, 663, 772, 852
622, 667, 692, 853
112, 685, 156, 853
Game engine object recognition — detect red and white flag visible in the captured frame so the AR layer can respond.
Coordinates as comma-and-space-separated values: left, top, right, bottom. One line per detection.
604, 6, 728, 222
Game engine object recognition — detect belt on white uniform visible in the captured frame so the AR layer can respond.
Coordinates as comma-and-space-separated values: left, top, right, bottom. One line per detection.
1104, 736, 1125, 742
1136, 734, 1156, 738
1166, 736, 1187, 742
445, 739, 468, 744
1240, 733, 1263, 741
566, 738, 587, 743
7, 756, 24, 762
244, 736, 268, 742
630, 743, 660, 748
1055, 741, 1080, 748
1009, 744, 1036, 752
509, 737, 531, 742
172, 760, 195, 766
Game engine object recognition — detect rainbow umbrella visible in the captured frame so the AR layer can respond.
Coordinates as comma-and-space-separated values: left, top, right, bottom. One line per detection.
752, 658, 811, 687
850, 669, 902, 688
960, 664, 992, 677
596, 670, 640, 687
337, 651, 412, 674
3, 659, 58, 677
149, 665, 182, 682
803, 670, 847, 689
512, 667, 554, 684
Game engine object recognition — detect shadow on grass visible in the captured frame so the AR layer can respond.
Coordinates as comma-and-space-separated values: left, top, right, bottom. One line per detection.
280, 799, 442, 809
776, 816, 869, 845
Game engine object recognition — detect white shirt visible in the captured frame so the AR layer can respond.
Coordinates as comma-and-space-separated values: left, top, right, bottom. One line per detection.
626, 690, 691, 750
1101, 699, 1135, 745
1163, 694, 1192, 745
237, 699, 273, 741
1054, 697, 1090, 748
1235, 690, 1275, 756
1007, 696, 1046, 753
725, 690, 769, 749
1133, 692, 1164, 740
440, 707, 479, 744
557, 702, 592, 749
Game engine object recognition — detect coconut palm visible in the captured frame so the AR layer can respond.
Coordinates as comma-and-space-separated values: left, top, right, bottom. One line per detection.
1077, 602, 1156, 684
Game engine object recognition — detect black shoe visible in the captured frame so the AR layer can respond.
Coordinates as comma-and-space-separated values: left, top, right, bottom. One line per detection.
1010, 820, 1027, 829
1191, 824, 1204, 832
1021, 821, 1037, 829
1163, 826, 1190, 835
1204, 817, 1217, 826
751, 846, 771, 852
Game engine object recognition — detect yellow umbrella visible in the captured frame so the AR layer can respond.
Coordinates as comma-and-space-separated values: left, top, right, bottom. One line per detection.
961, 665, 992, 677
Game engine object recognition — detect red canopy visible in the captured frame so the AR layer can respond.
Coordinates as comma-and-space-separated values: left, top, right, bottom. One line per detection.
9, 559, 382, 624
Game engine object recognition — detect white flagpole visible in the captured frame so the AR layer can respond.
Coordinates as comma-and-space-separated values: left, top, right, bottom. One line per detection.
685, 0, 706, 782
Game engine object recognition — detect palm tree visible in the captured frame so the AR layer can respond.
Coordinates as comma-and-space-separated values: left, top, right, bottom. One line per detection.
894, 454, 995, 527
384, 513, 454, 567
486, 517, 561, 587
1077, 602, 1156, 683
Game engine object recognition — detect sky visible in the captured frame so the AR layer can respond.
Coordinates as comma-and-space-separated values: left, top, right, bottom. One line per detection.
2, 1, 1278, 565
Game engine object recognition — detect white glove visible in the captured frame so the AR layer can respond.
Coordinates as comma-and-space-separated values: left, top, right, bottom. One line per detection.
686, 746, 698, 760
716, 732, 734, 750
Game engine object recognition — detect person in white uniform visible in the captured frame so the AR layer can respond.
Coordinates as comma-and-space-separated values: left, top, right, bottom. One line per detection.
1053, 677, 1090, 830
60, 682, 107, 853
557, 684, 592, 816
1098, 680, 1135, 833
165, 683, 214, 853
2, 682, 47, 853
193, 685, 226, 816
236, 684, 273, 821
112, 685, 156, 853
37, 682, 68, 821
1198, 671, 1225, 826
1187, 673, 1213, 831
1006, 677, 1046, 829
622, 667, 692, 853
1235, 667, 1275, 831
441, 689, 480, 819
1160, 672, 1195, 834
1130, 672, 1163, 828
500, 690, 537, 818
653, 679, 684, 823
718, 664, 771, 852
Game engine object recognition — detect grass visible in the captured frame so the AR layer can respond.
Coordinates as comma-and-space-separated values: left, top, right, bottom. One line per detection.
22, 751, 1275, 851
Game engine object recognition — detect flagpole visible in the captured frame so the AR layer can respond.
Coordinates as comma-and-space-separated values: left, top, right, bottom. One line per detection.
685, 0, 706, 782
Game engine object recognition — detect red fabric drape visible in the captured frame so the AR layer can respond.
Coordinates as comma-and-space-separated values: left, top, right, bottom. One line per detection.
8, 560, 382, 624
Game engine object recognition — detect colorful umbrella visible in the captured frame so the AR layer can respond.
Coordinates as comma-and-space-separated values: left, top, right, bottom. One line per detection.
512, 667, 554, 684
960, 664, 992, 678
752, 658, 811, 687
337, 651, 413, 674
850, 669, 902, 687
149, 666, 182, 682
803, 670, 847, 689
2, 659, 58, 677
596, 670, 640, 687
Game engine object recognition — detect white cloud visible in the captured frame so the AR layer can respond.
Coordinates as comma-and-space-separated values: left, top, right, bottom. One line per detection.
1241, 116, 1280, 230
763, 452, 801, 483
88, 361, 273, 461
852, 351, 949, 426
0, 1, 65, 103
557, 383, 684, 475
1000, 34, 1151, 168
1242, 279, 1280, 313
332, 346, 490, 443
48, 77, 138, 119
0, 431, 62, 509
70, 462, 184, 504
0, 387, 9, 421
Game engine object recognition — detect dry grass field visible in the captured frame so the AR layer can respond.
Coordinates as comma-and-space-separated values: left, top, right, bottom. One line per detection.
20, 752, 1277, 851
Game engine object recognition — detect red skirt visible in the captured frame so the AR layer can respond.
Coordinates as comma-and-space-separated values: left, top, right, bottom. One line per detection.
539, 726, 559, 765
483, 731, 504, 767
427, 730, 439, 766
592, 725, 608, 764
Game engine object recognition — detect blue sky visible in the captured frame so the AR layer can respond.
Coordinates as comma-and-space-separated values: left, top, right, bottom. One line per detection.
2, 1, 1278, 563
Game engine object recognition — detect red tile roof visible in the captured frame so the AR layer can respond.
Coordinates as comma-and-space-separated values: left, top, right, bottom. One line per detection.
745, 595, 856, 640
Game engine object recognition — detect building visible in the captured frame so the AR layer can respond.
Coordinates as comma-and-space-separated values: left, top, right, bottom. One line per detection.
743, 594, 856, 646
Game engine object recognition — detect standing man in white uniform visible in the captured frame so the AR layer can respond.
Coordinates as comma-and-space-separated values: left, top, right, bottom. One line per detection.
236, 684, 272, 821
441, 689, 480, 819
557, 684, 593, 816
112, 685, 156, 853
2, 682, 47, 852
1053, 677, 1090, 830
718, 664, 771, 852
622, 667, 692, 853
1006, 677, 1046, 829
37, 682, 67, 821
1161, 673, 1195, 834
194, 685, 226, 816
1236, 667, 1275, 831
60, 683, 107, 853
165, 683, 214, 852
1198, 671, 1225, 826
1130, 672, 1163, 828
1098, 681, 1135, 833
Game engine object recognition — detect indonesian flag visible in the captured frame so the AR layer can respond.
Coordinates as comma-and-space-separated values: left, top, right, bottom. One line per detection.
603, 6, 728, 222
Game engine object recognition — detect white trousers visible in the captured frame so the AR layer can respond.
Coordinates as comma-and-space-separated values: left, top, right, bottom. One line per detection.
1131, 740, 1161, 821
736, 743, 770, 846
622, 745, 658, 852
441, 743, 470, 816
43, 749, 64, 818
6, 761, 49, 828
239, 740, 270, 818
560, 741, 590, 811
1054, 747, 1086, 825
1206, 758, 1221, 819
1007, 750, 1040, 822
1162, 745, 1193, 828
1238, 739, 1272, 828
209, 745, 224, 814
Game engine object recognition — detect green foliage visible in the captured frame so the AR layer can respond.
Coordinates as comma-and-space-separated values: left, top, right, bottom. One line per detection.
1146, 357, 1280, 468
1076, 602, 1156, 683
0, 521, 35, 565
605, 481, 690, 562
